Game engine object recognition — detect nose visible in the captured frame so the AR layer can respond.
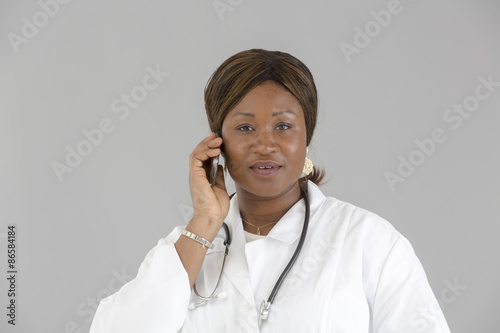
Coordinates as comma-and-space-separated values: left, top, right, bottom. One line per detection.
249, 130, 279, 154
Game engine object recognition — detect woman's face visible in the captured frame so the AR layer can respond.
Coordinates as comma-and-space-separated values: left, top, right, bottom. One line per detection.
221, 80, 307, 198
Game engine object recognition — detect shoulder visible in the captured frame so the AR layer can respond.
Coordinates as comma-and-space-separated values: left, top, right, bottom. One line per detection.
313, 189, 406, 254
317, 195, 423, 281
318, 189, 400, 233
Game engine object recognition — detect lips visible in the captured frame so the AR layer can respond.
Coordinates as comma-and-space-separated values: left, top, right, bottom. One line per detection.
250, 161, 281, 169
250, 161, 282, 177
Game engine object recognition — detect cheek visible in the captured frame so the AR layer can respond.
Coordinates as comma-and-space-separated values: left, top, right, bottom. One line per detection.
222, 140, 248, 176
285, 138, 307, 171
284, 136, 305, 155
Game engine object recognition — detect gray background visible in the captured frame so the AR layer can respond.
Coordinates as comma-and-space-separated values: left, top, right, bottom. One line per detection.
1, 0, 499, 332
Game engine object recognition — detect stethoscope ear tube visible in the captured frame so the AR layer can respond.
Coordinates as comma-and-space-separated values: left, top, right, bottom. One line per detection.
191, 182, 311, 328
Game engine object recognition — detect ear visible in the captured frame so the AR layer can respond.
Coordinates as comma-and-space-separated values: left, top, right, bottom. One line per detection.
218, 132, 225, 155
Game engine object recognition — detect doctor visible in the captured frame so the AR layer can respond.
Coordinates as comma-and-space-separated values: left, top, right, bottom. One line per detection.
90, 49, 451, 332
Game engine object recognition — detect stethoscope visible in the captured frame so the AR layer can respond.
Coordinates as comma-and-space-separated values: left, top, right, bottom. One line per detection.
189, 180, 310, 326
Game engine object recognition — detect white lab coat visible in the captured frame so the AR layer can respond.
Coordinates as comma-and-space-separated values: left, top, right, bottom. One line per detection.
90, 181, 450, 332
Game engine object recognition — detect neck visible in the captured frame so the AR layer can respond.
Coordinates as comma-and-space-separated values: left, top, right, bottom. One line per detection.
237, 181, 302, 236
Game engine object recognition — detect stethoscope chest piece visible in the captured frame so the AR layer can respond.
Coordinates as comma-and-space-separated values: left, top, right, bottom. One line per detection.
190, 181, 310, 328
259, 300, 271, 326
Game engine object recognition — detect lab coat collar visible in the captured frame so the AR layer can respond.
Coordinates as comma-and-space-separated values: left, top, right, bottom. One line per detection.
219, 193, 253, 306
226, 180, 327, 244
219, 181, 327, 305
267, 180, 326, 243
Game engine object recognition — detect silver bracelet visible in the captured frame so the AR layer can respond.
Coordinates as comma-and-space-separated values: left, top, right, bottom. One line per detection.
181, 229, 215, 249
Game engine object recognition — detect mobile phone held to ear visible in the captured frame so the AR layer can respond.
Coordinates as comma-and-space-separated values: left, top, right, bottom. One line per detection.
209, 153, 219, 187
209, 133, 221, 187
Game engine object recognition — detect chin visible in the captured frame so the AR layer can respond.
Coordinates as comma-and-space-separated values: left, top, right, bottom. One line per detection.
237, 178, 297, 198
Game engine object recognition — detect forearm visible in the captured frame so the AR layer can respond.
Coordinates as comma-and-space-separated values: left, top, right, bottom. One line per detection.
174, 216, 222, 288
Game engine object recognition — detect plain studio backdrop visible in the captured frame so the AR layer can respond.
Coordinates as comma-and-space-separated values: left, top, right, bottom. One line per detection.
1, 0, 499, 332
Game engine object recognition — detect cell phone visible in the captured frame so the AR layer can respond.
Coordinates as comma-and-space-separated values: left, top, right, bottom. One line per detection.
209, 133, 221, 187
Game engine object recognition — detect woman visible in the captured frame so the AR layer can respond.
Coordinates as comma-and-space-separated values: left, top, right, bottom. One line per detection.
90, 49, 450, 332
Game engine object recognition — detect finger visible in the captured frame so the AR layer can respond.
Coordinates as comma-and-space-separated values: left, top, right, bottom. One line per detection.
203, 132, 217, 143
190, 137, 220, 159
191, 148, 221, 170
190, 135, 221, 161
206, 136, 223, 149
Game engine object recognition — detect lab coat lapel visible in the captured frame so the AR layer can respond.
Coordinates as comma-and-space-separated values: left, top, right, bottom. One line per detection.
267, 180, 326, 243
218, 194, 256, 307
217, 181, 327, 308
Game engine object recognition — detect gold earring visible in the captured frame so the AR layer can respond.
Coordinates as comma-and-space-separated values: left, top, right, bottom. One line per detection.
303, 147, 314, 175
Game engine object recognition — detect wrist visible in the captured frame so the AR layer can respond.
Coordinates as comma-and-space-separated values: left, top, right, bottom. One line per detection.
181, 229, 215, 249
187, 216, 223, 242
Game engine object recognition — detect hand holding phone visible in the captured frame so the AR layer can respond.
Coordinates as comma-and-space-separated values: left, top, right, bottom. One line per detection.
182, 132, 230, 288
187, 132, 229, 231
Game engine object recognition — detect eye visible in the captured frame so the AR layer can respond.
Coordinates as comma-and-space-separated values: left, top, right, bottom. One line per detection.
276, 123, 291, 130
236, 124, 291, 132
237, 125, 253, 132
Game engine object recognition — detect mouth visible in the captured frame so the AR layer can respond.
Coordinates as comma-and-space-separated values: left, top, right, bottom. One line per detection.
250, 161, 282, 177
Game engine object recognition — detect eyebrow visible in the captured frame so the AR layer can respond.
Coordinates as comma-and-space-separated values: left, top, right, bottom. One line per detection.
231, 110, 297, 118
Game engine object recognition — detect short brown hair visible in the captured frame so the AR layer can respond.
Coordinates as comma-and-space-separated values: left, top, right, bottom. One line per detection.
204, 48, 326, 186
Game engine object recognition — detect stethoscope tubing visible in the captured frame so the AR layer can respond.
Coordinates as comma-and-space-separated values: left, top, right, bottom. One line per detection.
267, 180, 309, 304
191, 180, 311, 324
